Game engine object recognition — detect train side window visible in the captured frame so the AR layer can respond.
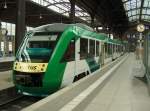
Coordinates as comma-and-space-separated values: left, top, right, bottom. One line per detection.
108, 43, 112, 57
116, 45, 118, 52
96, 41, 99, 56
118, 45, 121, 53
113, 44, 115, 52
115, 45, 117, 52
61, 39, 75, 62
80, 38, 88, 59
105, 43, 108, 58
89, 39, 95, 57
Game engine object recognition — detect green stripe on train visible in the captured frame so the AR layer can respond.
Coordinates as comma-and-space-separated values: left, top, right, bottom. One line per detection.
43, 27, 78, 93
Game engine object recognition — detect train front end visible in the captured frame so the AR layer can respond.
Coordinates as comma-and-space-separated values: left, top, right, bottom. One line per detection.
13, 30, 62, 96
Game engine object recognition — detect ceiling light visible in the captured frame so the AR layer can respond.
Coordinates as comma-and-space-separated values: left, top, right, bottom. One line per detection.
39, 14, 42, 19
4, 0, 7, 9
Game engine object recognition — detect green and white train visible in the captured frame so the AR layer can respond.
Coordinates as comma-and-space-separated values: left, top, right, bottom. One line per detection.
13, 23, 127, 96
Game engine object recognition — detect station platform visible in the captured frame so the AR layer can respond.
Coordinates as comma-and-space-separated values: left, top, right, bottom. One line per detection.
22, 54, 150, 111
0, 56, 14, 63
0, 56, 14, 71
0, 71, 14, 90
83, 54, 150, 111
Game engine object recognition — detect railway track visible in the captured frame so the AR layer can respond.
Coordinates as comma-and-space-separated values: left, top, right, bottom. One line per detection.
0, 87, 42, 111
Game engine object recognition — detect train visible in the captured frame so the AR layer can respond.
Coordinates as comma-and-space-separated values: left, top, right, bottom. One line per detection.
13, 23, 127, 96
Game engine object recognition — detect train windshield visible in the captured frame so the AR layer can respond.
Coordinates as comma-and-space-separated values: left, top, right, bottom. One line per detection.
16, 32, 62, 63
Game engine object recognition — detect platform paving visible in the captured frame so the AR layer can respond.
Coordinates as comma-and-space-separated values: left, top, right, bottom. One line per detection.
0, 71, 14, 90
83, 53, 150, 111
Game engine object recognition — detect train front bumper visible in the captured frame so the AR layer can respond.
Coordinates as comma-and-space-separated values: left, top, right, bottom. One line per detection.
13, 71, 60, 96
13, 62, 61, 96
16, 85, 58, 97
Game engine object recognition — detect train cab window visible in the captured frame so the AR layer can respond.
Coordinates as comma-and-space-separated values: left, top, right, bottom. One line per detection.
16, 32, 62, 63
80, 38, 88, 59
96, 41, 99, 56
89, 40, 95, 57
62, 39, 75, 62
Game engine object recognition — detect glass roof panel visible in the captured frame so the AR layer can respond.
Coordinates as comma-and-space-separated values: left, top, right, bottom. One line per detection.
123, 0, 140, 22
129, 16, 133, 21
147, 9, 150, 14
128, 11, 132, 16
142, 15, 145, 19
144, 0, 150, 7
132, 15, 137, 20
122, 0, 128, 2
142, 9, 147, 14
137, 1, 141, 8
145, 15, 149, 19
131, 10, 137, 15
30, 0, 90, 22
122, 0, 150, 22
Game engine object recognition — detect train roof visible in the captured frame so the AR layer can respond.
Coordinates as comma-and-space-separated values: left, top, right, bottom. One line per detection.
33, 23, 70, 32
33, 23, 94, 32
32, 23, 124, 45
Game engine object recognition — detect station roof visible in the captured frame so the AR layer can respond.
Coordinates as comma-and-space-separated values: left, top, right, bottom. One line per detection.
1, 0, 149, 36
0, 0, 88, 27
76, 0, 129, 35
0, 0, 129, 34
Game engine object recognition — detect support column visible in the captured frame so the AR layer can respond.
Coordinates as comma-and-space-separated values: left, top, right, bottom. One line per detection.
107, 27, 110, 38
70, 0, 75, 23
91, 14, 94, 28
15, 0, 25, 54
139, 33, 143, 48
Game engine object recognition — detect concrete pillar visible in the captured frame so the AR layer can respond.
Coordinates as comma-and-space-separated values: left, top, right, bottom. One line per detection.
15, 0, 25, 54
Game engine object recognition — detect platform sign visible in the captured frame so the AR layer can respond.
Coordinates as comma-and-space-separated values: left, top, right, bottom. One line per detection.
137, 24, 145, 32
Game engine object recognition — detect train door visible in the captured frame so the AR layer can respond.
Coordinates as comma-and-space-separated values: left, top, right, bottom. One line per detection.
111, 44, 113, 59
73, 38, 90, 82
74, 38, 82, 82
101, 42, 105, 65
112, 44, 115, 60
75, 37, 80, 76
